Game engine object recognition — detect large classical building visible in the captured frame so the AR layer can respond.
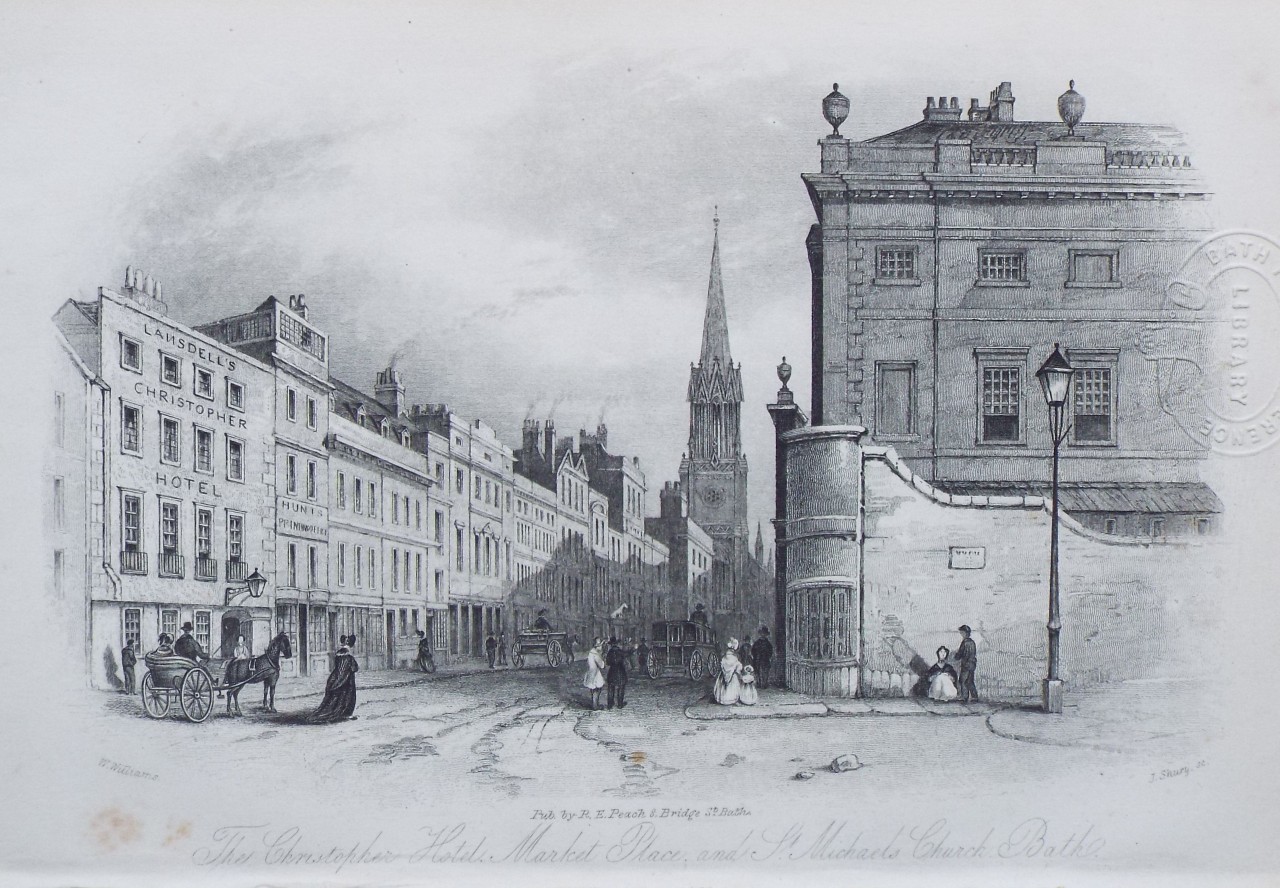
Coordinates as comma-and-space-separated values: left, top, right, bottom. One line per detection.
676, 219, 774, 635
802, 80, 1220, 535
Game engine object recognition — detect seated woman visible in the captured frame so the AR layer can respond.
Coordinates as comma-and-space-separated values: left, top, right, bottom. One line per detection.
309, 634, 360, 723
925, 646, 959, 702
739, 665, 759, 706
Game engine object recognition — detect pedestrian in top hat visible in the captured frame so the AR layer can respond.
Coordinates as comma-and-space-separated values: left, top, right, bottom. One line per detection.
751, 628, 773, 689
605, 637, 628, 709
956, 625, 979, 702
485, 633, 498, 669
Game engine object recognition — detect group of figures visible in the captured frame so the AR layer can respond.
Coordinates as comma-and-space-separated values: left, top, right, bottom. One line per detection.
581, 636, 631, 709
712, 628, 774, 706
125, 622, 360, 722
913, 625, 980, 703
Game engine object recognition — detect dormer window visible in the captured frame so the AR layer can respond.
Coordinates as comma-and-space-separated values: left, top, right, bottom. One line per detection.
355, 406, 367, 427
399, 430, 411, 447
379, 420, 389, 438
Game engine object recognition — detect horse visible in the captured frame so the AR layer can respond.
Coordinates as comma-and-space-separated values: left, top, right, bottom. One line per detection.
222, 632, 292, 715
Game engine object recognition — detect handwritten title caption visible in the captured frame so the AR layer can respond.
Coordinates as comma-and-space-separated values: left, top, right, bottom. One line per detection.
191, 817, 1103, 874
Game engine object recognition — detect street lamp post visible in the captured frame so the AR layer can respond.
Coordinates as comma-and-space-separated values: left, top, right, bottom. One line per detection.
1036, 345, 1074, 714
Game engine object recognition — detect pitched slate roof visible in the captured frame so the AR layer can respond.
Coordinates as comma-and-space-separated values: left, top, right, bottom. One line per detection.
935, 481, 1221, 514
866, 120, 1189, 153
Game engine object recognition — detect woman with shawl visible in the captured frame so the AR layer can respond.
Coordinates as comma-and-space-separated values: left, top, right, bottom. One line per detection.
309, 634, 360, 723
712, 639, 743, 705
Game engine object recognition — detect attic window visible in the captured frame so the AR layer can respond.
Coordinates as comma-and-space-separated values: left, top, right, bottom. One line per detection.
399, 431, 410, 447
380, 420, 389, 438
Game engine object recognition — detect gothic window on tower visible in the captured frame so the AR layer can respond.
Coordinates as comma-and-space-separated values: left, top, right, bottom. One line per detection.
874, 362, 916, 439
874, 246, 919, 285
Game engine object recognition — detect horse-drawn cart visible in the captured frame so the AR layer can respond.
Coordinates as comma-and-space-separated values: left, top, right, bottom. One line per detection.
510, 630, 569, 668
643, 620, 719, 680
140, 654, 221, 723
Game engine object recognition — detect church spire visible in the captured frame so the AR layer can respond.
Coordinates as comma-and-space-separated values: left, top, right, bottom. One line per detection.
699, 209, 732, 367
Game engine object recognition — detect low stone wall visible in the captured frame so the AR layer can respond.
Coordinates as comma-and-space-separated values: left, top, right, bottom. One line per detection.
860, 448, 1218, 702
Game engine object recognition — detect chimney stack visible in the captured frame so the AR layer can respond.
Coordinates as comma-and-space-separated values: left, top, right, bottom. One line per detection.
522, 419, 542, 462
543, 420, 556, 469
374, 366, 406, 417
923, 95, 962, 121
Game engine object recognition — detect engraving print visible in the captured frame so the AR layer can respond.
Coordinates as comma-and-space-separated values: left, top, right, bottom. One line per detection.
8, 4, 1280, 887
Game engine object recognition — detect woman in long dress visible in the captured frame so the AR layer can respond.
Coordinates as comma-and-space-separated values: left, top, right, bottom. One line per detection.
582, 637, 606, 710
925, 645, 959, 702
712, 640, 743, 705
738, 665, 759, 705
309, 634, 360, 723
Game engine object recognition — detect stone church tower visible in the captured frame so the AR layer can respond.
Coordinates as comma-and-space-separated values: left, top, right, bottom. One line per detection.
680, 216, 750, 619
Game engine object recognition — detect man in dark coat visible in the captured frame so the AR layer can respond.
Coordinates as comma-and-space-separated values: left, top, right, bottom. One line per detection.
636, 637, 649, 674
121, 641, 137, 694
533, 610, 552, 631
174, 623, 208, 663
751, 628, 774, 689
485, 633, 498, 668
690, 604, 708, 626
605, 637, 627, 709
956, 625, 979, 702
498, 631, 508, 666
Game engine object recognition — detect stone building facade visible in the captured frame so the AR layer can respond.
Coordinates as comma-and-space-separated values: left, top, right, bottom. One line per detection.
802, 80, 1220, 535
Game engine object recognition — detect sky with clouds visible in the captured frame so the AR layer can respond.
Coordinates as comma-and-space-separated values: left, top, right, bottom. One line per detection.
7, 1, 1280, 546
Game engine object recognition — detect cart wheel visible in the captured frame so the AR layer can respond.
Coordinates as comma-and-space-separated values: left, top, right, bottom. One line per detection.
706, 652, 719, 679
180, 667, 215, 723
645, 651, 663, 679
511, 645, 524, 668
140, 672, 170, 718
688, 648, 704, 680
547, 640, 563, 668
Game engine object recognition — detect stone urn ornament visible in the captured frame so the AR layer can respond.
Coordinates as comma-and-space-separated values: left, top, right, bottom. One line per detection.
823, 83, 850, 136
1058, 79, 1085, 137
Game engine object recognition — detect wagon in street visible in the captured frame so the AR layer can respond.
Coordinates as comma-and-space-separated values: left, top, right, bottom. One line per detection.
510, 629, 569, 668
643, 620, 718, 680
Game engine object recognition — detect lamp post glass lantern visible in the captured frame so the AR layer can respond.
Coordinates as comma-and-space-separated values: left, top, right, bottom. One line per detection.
1036, 344, 1073, 714
226, 567, 268, 606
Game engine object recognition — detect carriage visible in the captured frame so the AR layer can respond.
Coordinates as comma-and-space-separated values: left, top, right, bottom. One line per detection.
643, 620, 719, 680
140, 653, 264, 722
510, 629, 570, 668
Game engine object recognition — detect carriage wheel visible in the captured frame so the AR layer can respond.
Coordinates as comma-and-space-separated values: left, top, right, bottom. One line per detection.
706, 652, 719, 680
180, 667, 215, 723
511, 645, 524, 669
140, 672, 170, 718
645, 651, 663, 679
547, 640, 563, 668
688, 648, 704, 680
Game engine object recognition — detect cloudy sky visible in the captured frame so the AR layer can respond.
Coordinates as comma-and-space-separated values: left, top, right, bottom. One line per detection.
7, 1, 1280, 545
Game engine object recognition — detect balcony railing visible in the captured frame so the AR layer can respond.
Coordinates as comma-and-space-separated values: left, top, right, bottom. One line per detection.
120, 550, 148, 575
195, 556, 218, 581
1107, 150, 1192, 169
158, 552, 185, 578
226, 560, 247, 582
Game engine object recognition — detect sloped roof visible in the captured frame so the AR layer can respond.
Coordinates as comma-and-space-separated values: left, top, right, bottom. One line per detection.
329, 375, 414, 438
935, 481, 1221, 514
866, 120, 1189, 152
